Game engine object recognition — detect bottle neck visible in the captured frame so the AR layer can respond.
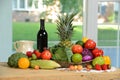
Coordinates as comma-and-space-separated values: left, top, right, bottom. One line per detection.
40, 19, 45, 30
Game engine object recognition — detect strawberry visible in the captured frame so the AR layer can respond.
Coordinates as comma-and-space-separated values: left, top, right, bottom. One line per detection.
101, 64, 107, 70
26, 51, 33, 57
33, 50, 41, 59
95, 64, 102, 70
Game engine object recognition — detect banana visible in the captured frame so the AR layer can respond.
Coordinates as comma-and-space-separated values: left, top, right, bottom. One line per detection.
30, 60, 61, 69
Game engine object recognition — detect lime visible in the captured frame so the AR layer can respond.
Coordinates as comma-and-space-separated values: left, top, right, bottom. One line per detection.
71, 54, 82, 63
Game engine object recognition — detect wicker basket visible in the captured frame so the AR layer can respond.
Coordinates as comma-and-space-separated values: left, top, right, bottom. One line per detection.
56, 60, 92, 68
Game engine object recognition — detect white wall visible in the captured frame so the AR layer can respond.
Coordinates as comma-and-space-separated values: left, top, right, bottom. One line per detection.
0, 0, 12, 62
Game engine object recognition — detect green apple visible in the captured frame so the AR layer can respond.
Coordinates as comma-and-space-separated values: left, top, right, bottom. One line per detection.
92, 56, 105, 66
72, 54, 82, 63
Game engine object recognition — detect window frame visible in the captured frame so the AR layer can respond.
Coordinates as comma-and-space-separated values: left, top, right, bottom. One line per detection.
83, 0, 98, 43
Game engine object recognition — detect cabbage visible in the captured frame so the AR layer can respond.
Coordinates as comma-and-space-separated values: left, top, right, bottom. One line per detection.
82, 48, 93, 61
82, 55, 92, 61
7, 52, 28, 68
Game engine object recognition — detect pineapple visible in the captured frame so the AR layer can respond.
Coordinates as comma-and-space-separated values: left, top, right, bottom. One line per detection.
56, 13, 77, 47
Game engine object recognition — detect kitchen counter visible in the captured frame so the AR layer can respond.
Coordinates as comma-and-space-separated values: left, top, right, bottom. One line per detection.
0, 62, 120, 80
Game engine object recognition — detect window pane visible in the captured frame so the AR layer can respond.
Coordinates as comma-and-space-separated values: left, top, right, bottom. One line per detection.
98, 2, 119, 24
98, 2, 120, 46
27, 0, 42, 9
27, 0, 32, 8
97, 1, 120, 67
12, 0, 84, 48
12, 0, 17, 9
20, 0, 25, 8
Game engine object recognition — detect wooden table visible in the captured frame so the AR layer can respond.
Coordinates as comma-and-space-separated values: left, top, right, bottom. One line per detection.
0, 62, 120, 80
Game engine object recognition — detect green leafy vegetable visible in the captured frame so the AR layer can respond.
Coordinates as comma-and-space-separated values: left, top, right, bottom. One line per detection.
65, 47, 73, 63
49, 45, 73, 63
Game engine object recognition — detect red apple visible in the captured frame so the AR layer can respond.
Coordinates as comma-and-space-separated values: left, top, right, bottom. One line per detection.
33, 50, 41, 59
84, 39, 96, 49
26, 51, 33, 57
92, 48, 104, 57
41, 49, 52, 60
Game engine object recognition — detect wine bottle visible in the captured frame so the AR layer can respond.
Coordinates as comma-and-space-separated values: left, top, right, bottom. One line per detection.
37, 19, 48, 52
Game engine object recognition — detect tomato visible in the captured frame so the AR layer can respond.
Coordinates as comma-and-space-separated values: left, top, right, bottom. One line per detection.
92, 48, 104, 57
84, 39, 96, 49
72, 44, 83, 53
41, 49, 52, 60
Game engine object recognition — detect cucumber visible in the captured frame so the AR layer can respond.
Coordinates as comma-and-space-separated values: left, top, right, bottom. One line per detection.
30, 60, 61, 69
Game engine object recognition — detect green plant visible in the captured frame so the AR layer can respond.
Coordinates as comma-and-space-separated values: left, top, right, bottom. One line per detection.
108, 13, 115, 23
56, 13, 77, 47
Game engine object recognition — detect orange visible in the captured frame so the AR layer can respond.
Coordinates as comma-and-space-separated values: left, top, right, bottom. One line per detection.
18, 58, 30, 69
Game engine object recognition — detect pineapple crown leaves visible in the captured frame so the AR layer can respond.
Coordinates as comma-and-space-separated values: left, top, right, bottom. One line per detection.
56, 13, 77, 41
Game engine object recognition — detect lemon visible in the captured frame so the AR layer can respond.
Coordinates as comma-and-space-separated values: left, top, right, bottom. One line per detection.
82, 37, 88, 43
18, 58, 30, 69
72, 54, 82, 63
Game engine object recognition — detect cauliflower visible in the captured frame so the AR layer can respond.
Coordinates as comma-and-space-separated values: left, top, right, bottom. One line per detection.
7, 52, 28, 68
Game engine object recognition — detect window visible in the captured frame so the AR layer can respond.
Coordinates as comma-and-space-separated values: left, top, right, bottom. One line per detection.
12, 0, 84, 47
12, 0, 17, 9
12, 0, 45, 11
97, 1, 120, 67
84, 0, 120, 67
1, 0, 120, 67
20, 0, 25, 8
12, 0, 26, 10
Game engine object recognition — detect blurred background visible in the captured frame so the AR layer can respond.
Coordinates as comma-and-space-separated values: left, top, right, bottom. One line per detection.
0, 0, 120, 67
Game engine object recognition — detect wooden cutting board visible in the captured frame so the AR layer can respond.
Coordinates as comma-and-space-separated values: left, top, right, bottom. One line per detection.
0, 62, 120, 80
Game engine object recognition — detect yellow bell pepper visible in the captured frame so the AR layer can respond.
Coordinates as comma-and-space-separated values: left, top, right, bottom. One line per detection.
82, 37, 88, 43
103, 56, 111, 65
